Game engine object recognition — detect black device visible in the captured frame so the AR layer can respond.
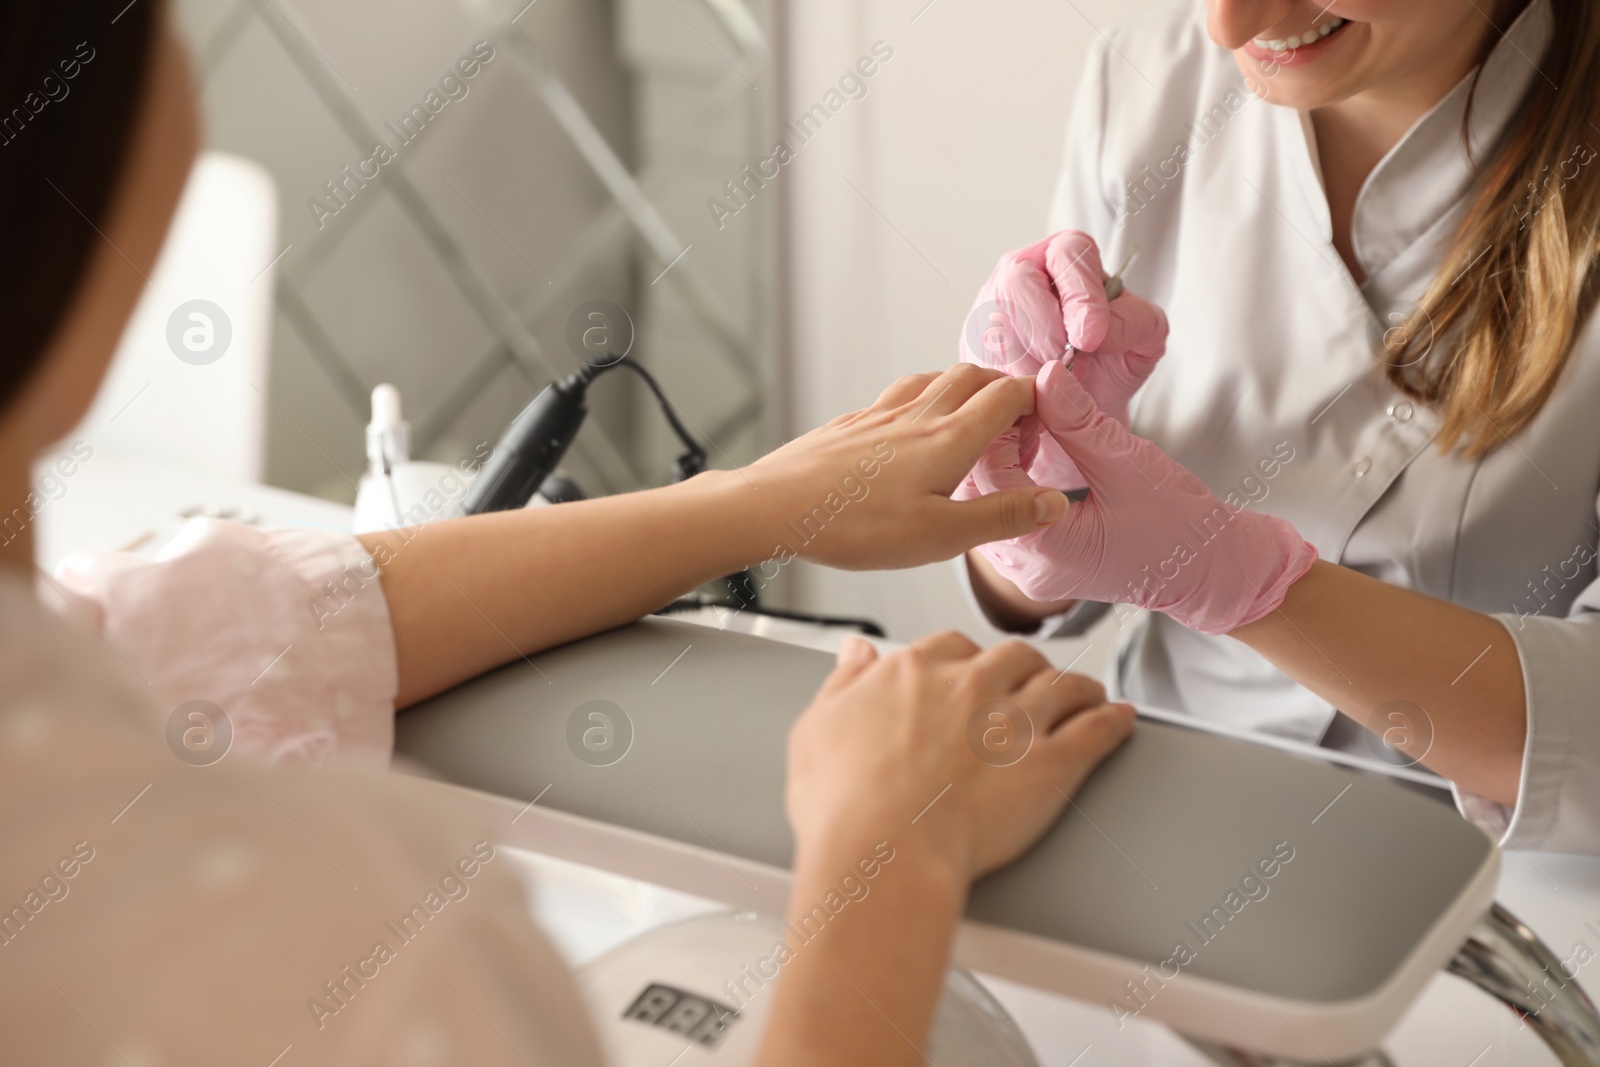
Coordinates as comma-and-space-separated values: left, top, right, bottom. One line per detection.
460, 369, 596, 515
460, 359, 705, 516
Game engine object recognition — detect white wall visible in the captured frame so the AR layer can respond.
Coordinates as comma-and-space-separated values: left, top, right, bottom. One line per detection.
171, 0, 780, 503
172, 0, 640, 500
782, 0, 1173, 666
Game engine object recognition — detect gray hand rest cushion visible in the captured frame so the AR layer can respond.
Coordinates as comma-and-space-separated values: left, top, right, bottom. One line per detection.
396, 618, 1497, 1060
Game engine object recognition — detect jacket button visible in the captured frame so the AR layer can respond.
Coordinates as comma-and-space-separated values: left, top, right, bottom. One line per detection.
1388, 400, 1415, 423
1353, 457, 1372, 478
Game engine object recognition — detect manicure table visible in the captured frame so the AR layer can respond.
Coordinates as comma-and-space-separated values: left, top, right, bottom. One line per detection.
396, 616, 1600, 1065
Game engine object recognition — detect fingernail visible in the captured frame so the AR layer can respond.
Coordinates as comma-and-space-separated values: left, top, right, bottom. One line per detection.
838, 636, 871, 666
1034, 490, 1068, 525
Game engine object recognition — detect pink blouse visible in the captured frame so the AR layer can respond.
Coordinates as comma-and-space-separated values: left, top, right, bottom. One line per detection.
2, 520, 606, 1066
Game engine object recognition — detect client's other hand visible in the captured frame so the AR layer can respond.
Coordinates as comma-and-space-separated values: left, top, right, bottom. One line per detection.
760, 635, 1132, 1066
959, 230, 1168, 492
786, 632, 1135, 881
972, 362, 1317, 635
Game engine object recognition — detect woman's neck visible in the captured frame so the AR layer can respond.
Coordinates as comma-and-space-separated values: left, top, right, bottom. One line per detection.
1309, 102, 1405, 284
1310, 3, 1523, 282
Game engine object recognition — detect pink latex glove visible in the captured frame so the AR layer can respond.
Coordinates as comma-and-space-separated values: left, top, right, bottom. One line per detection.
971, 362, 1317, 636
959, 231, 1168, 491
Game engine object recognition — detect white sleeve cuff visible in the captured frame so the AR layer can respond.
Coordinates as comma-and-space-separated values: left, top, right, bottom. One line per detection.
1468, 612, 1600, 853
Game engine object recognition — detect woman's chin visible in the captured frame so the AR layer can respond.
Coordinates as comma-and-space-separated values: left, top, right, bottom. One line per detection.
1232, 53, 1356, 110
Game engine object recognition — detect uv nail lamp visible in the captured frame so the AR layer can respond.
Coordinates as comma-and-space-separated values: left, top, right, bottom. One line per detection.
396, 618, 1498, 1062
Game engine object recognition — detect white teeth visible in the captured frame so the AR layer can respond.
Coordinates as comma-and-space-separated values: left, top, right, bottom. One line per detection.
1254, 15, 1345, 52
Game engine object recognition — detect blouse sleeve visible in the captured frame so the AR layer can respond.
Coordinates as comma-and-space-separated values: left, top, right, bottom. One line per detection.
43, 518, 400, 766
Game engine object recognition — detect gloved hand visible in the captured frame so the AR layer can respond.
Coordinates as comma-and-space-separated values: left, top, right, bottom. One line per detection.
970, 361, 1317, 636
959, 230, 1168, 491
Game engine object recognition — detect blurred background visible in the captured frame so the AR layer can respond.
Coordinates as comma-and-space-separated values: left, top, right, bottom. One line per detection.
115, 0, 1160, 667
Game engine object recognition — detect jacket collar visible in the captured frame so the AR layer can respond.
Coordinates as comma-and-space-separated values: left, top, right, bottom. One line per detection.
1291, 0, 1553, 282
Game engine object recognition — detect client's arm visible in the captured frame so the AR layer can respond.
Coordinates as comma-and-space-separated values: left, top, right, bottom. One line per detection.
364, 365, 1073, 707
758, 633, 1134, 1066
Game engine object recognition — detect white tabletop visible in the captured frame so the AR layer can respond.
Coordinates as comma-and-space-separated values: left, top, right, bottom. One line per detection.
34, 450, 1594, 1065
495, 820, 1590, 1066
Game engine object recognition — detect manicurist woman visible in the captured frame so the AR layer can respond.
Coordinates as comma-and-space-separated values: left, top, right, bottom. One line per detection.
962, 0, 1600, 851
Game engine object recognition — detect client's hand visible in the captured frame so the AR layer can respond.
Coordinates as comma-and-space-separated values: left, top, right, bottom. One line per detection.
959, 230, 1168, 492
786, 632, 1134, 880
758, 634, 1132, 1067
738, 363, 1072, 570
374, 361, 1076, 708
973, 362, 1317, 635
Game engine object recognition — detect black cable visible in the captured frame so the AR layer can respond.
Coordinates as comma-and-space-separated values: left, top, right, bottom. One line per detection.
612, 359, 746, 597
605, 360, 889, 629
602, 359, 707, 474
655, 595, 885, 638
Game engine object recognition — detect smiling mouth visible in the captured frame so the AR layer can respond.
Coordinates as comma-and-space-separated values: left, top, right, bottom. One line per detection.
1253, 15, 1348, 53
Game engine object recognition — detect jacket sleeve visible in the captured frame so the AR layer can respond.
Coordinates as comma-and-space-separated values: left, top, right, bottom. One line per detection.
42, 518, 400, 766
954, 555, 1112, 639
1462, 525, 1600, 853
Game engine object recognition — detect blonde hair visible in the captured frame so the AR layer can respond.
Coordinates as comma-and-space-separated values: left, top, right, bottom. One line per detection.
1383, 0, 1600, 457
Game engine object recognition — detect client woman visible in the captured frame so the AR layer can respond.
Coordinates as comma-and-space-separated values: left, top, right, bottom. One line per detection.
0, 3, 1131, 1065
